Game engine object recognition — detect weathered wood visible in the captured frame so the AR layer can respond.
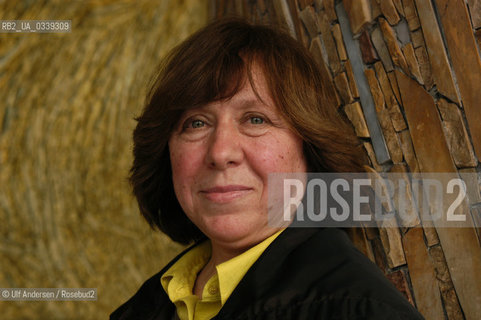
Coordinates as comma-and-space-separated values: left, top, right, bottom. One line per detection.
429, 246, 465, 320
363, 141, 383, 172
371, 27, 394, 72
403, 228, 445, 320
370, 0, 382, 20
402, 43, 424, 84
323, 0, 337, 22
410, 29, 425, 48
359, 30, 379, 64
318, 10, 342, 74
458, 169, 481, 205
379, 18, 410, 75
398, 130, 420, 173
299, 5, 320, 38
396, 70, 481, 320
365, 69, 403, 163
387, 71, 401, 103
309, 37, 341, 107
435, 0, 481, 161
374, 62, 406, 131
402, 0, 421, 30
392, 0, 405, 17
297, 0, 314, 10
379, 217, 406, 268
476, 29, 481, 52
437, 99, 477, 168
331, 24, 348, 61
334, 72, 354, 104
414, 45, 434, 89
273, 0, 298, 38
342, 0, 373, 34
344, 60, 359, 98
414, 0, 460, 103
467, 0, 481, 29
344, 102, 370, 138
377, 0, 401, 25
386, 270, 415, 307
389, 164, 421, 228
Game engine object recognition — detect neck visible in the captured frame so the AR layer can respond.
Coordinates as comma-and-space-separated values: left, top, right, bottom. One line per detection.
208, 227, 282, 265
192, 239, 255, 298
193, 228, 282, 297
209, 243, 247, 266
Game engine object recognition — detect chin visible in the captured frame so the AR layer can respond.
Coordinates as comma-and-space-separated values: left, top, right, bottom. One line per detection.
201, 215, 265, 247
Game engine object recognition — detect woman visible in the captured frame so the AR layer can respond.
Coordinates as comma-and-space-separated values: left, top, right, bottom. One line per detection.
111, 19, 424, 319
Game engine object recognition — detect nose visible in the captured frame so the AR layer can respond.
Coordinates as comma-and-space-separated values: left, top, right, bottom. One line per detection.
205, 121, 244, 170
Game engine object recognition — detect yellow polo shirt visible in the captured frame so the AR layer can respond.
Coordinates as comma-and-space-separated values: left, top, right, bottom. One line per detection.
160, 230, 283, 320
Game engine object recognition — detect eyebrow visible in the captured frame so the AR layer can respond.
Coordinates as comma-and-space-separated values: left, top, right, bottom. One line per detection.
235, 98, 270, 110
187, 96, 273, 115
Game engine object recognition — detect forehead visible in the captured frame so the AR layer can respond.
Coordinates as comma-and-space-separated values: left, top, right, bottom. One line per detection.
186, 62, 275, 110
207, 66, 275, 113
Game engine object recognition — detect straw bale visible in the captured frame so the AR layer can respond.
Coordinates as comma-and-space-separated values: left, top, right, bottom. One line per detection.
0, 1, 207, 318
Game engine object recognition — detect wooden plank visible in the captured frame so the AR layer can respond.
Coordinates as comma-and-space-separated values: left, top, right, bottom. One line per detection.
309, 37, 341, 107
344, 102, 370, 138
396, 70, 481, 320
334, 72, 354, 104
342, 0, 372, 34
467, 0, 481, 29
331, 24, 348, 61
403, 228, 445, 320
344, 60, 359, 98
414, 0, 460, 103
318, 10, 342, 74
437, 99, 477, 168
435, 0, 481, 160
377, 0, 401, 25
379, 18, 410, 75
386, 270, 415, 307
359, 30, 379, 64
365, 69, 403, 163
402, 0, 421, 30
429, 246, 465, 320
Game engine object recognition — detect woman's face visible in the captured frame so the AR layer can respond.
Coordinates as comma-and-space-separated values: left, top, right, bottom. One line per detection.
168, 66, 307, 249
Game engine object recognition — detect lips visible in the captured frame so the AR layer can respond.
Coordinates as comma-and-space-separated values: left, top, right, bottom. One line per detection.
200, 185, 253, 203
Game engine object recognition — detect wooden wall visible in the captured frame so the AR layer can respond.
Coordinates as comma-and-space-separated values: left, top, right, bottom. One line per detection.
211, 0, 481, 319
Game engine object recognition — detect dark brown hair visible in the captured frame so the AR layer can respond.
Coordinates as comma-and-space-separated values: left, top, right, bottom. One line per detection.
130, 18, 366, 244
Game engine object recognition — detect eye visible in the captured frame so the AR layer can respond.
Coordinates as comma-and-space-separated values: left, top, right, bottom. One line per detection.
191, 119, 205, 128
183, 118, 205, 129
250, 116, 265, 125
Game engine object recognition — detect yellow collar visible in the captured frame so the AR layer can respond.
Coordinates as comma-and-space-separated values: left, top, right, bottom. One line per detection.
160, 230, 284, 320
215, 230, 282, 304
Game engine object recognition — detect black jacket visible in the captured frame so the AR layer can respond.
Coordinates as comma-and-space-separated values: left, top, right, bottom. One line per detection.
111, 228, 424, 319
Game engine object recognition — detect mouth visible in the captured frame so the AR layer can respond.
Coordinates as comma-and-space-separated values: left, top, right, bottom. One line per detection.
200, 185, 253, 203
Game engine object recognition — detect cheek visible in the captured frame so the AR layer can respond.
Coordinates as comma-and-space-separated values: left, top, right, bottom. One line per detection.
264, 137, 306, 172
169, 141, 208, 202
252, 134, 306, 175
169, 145, 193, 198
171, 153, 195, 186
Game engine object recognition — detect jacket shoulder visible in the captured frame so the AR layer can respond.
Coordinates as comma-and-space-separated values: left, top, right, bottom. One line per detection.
110, 243, 202, 319
110, 270, 173, 320
216, 228, 424, 319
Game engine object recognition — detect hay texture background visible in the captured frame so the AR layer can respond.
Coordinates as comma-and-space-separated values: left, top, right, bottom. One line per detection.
0, 0, 208, 318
